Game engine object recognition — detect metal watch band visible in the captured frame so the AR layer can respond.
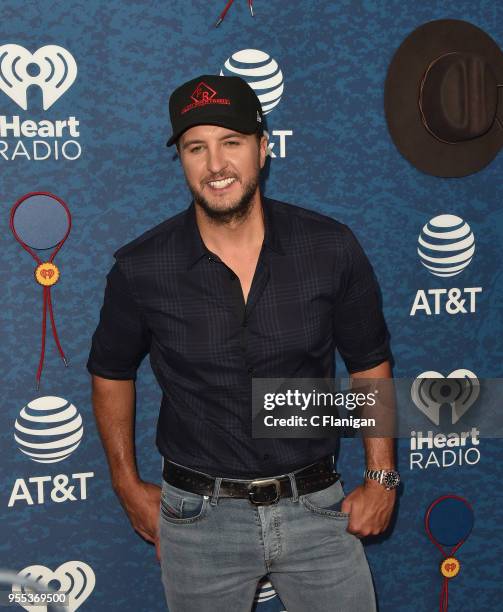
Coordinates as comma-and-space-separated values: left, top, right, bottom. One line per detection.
363, 468, 400, 489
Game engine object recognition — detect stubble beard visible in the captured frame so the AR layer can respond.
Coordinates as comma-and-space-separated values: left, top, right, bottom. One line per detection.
189, 173, 260, 226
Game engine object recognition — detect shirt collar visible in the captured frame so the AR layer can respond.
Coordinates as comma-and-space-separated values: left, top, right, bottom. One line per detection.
184, 196, 285, 271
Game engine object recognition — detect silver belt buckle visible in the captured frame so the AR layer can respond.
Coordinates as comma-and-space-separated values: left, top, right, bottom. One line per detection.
248, 478, 281, 505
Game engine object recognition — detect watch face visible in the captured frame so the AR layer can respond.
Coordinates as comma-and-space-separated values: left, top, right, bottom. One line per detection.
383, 471, 400, 489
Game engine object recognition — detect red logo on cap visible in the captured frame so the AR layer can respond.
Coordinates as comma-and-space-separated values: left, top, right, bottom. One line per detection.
191, 82, 217, 104
181, 81, 231, 115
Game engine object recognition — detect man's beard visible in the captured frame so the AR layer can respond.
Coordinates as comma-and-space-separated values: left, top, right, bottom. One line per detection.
188, 175, 259, 226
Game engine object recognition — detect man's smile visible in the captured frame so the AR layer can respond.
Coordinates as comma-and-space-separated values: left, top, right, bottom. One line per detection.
206, 177, 238, 191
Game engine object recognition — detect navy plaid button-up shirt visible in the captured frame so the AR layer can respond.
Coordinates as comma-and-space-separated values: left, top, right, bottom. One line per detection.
87, 196, 392, 478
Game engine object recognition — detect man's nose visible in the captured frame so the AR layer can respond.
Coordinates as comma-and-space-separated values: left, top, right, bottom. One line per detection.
206, 145, 227, 175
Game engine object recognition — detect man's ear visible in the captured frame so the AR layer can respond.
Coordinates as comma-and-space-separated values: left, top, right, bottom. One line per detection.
259, 134, 268, 168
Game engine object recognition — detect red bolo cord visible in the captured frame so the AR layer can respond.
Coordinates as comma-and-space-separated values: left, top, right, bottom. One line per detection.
215, 0, 254, 26
425, 495, 473, 612
10, 191, 71, 389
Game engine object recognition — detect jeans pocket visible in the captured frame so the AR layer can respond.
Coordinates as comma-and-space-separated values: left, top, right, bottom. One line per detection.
160, 481, 209, 525
299, 480, 350, 519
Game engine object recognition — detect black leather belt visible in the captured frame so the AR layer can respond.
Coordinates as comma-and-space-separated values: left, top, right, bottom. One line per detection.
162, 455, 341, 506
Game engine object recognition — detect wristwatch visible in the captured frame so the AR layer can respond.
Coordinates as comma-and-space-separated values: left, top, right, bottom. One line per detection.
363, 468, 401, 490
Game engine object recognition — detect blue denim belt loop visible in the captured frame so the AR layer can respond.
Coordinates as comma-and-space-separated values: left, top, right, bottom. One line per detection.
210, 477, 223, 506
287, 472, 299, 502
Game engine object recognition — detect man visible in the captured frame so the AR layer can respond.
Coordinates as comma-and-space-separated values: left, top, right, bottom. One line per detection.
87, 74, 399, 612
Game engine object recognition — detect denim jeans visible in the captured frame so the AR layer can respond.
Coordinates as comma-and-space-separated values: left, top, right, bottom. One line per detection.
158, 463, 377, 612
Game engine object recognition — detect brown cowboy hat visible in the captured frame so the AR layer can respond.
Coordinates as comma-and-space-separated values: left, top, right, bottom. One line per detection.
384, 19, 503, 177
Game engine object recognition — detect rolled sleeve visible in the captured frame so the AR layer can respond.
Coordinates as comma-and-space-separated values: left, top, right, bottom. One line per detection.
333, 226, 392, 374
87, 261, 150, 380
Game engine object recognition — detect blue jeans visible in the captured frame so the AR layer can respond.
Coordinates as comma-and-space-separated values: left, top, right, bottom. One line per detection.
159, 463, 377, 612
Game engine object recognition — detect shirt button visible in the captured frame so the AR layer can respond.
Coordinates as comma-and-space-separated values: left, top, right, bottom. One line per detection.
247, 366, 254, 374
263, 454, 269, 460
207, 256, 213, 262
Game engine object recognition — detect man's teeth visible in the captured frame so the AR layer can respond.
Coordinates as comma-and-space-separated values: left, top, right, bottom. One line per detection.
208, 178, 236, 189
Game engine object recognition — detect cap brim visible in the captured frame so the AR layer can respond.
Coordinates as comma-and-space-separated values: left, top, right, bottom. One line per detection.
166, 115, 259, 147
384, 19, 503, 177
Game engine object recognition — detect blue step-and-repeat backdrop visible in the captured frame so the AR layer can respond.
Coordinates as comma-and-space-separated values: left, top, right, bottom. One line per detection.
1, 1, 502, 610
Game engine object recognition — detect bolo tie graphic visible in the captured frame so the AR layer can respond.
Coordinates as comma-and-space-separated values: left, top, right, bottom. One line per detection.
215, 0, 254, 26
425, 495, 474, 612
10, 192, 71, 389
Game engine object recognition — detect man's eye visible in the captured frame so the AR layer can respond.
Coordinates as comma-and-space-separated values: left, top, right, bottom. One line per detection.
225, 141, 240, 146
190, 146, 203, 153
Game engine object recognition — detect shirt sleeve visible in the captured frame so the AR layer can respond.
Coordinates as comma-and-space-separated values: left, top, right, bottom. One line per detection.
333, 226, 392, 374
86, 261, 151, 380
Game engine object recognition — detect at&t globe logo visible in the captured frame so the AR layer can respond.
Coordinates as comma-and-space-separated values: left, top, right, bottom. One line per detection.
220, 49, 284, 114
410, 214, 482, 317
14, 396, 83, 463
418, 214, 475, 277
9, 396, 93, 508
220, 49, 291, 158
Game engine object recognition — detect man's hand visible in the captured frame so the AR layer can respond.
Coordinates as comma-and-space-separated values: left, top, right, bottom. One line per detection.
341, 479, 396, 538
346, 361, 396, 538
115, 480, 162, 563
91, 377, 162, 563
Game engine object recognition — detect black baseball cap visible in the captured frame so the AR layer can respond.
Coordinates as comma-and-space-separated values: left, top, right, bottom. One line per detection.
166, 74, 264, 147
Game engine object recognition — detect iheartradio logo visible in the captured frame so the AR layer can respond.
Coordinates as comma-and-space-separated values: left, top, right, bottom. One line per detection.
0, 44, 77, 110
13, 560, 95, 611
411, 370, 479, 426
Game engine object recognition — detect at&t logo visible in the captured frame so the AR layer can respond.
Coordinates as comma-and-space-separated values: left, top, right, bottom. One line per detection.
8, 472, 94, 507
417, 214, 475, 277
8, 396, 94, 507
410, 214, 482, 316
14, 396, 83, 463
220, 49, 292, 158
